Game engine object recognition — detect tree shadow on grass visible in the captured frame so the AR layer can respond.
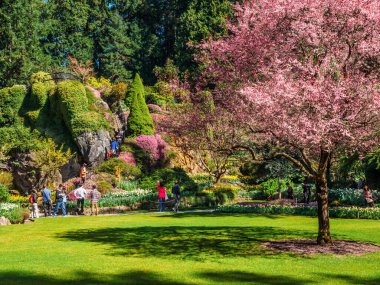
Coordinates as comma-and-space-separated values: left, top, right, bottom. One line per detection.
157, 212, 284, 220
58, 226, 315, 260
0, 270, 189, 285
319, 273, 380, 285
197, 270, 314, 284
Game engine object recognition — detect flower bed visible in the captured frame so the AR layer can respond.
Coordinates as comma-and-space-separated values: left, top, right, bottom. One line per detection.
66, 189, 156, 209
217, 204, 380, 220
0, 203, 26, 224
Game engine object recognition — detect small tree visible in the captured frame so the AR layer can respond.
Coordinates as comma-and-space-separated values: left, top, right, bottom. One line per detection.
32, 139, 73, 186
126, 74, 154, 137
67, 55, 94, 83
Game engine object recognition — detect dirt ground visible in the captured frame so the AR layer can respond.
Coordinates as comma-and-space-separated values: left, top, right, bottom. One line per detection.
263, 239, 380, 255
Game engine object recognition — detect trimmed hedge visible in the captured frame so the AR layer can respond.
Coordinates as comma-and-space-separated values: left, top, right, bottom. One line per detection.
0, 86, 26, 127
56, 80, 109, 136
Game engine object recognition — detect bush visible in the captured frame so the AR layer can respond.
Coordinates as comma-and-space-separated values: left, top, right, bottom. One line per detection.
97, 158, 141, 179
0, 125, 43, 153
203, 185, 240, 204
0, 171, 13, 189
56, 80, 88, 125
96, 180, 113, 194
328, 188, 379, 206
0, 203, 26, 223
217, 204, 380, 220
138, 167, 198, 192
135, 134, 169, 163
0, 184, 9, 202
70, 111, 110, 136
0, 86, 27, 127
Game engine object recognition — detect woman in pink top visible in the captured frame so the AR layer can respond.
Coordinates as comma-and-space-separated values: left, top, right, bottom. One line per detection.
157, 181, 166, 212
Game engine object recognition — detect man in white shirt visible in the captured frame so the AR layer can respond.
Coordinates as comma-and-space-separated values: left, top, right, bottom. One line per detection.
75, 184, 87, 215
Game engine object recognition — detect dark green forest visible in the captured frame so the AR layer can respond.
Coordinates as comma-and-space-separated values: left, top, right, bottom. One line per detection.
0, 0, 232, 86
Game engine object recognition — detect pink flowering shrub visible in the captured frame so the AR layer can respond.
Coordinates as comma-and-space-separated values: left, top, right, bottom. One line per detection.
147, 104, 163, 113
118, 151, 137, 166
135, 134, 169, 162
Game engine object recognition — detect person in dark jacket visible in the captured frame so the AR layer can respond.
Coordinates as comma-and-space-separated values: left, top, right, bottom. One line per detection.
41, 185, 52, 217
286, 183, 294, 199
53, 184, 67, 217
172, 181, 181, 212
301, 182, 311, 204
30, 190, 39, 218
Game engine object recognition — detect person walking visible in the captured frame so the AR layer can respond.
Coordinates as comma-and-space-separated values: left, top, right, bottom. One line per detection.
172, 181, 181, 212
30, 190, 39, 218
75, 184, 87, 215
157, 181, 166, 212
110, 137, 119, 157
41, 185, 52, 217
286, 183, 294, 199
89, 185, 101, 216
53, 184, 67, 217
62, 186, 68, 215
80, 163, 87, 184
363, 185, 375, 207
301, 182, 310, 204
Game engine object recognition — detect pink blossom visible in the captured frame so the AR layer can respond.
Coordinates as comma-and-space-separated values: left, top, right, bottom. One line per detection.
118, 151, 137, 166
135, 134, 169, 161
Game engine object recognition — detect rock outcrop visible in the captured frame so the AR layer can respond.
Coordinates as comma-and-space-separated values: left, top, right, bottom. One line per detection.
0, 217, 11, 226
75, 130, 111, 166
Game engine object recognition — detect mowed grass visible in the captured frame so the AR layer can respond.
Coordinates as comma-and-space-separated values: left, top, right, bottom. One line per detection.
0, 212, 379, 285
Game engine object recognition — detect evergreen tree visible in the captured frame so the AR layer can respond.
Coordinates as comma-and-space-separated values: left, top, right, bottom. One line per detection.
0, 0, 50, 86
126, 74, 154, 137
174, 0, 232, 74
41, 0, 94, 68
97, 9, 135, 82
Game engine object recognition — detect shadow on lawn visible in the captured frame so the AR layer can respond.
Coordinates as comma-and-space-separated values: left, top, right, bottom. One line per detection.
157, 212, 284, 220
0, 270, 188, 285
197, 270, 313, 284
2, 270, 379, 285
58, 225, 315, 260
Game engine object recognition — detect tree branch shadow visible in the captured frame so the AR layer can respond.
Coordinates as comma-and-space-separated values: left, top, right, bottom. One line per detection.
58, 225, 316, 260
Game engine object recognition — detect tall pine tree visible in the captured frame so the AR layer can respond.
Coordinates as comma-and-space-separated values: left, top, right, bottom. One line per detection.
0, 0, 50, 86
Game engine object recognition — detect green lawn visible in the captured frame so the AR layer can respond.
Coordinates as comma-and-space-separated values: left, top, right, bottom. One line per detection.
0, 212, 379, 285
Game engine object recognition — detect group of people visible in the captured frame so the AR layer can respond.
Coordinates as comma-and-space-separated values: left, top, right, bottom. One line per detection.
285, 181, 377, 207
284, 182, 311, 203
157, 181, 181, 212
29, 183, 102, 218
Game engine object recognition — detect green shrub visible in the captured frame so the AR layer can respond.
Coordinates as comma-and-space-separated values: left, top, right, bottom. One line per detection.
96, 180, 113, 194
0, 125, 43, 153
55, 80, 110, 136
70, 111, 109, 136
328, 188, 379, 206
31, 82, 49, 108
0, 172, 13, 189
217, 204, 380, 220
97, 158, 141, 179
126, 74, 154, 137
0, 184, 9, 202
56, 80, 89, 126
0, 86, 27, 127
138, 167, 198, 192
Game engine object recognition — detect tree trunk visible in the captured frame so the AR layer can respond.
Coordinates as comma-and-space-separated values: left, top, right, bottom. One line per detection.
315, 150, 332, 245
278, 176, 282, 199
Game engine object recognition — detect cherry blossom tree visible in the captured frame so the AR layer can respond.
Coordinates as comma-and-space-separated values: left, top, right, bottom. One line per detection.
198, 0, 380, 244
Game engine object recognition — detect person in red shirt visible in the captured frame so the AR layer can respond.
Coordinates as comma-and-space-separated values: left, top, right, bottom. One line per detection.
157, 181, 166, 212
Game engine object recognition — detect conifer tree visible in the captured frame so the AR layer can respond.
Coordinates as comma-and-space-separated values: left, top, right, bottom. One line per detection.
126, 74, 154, 137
